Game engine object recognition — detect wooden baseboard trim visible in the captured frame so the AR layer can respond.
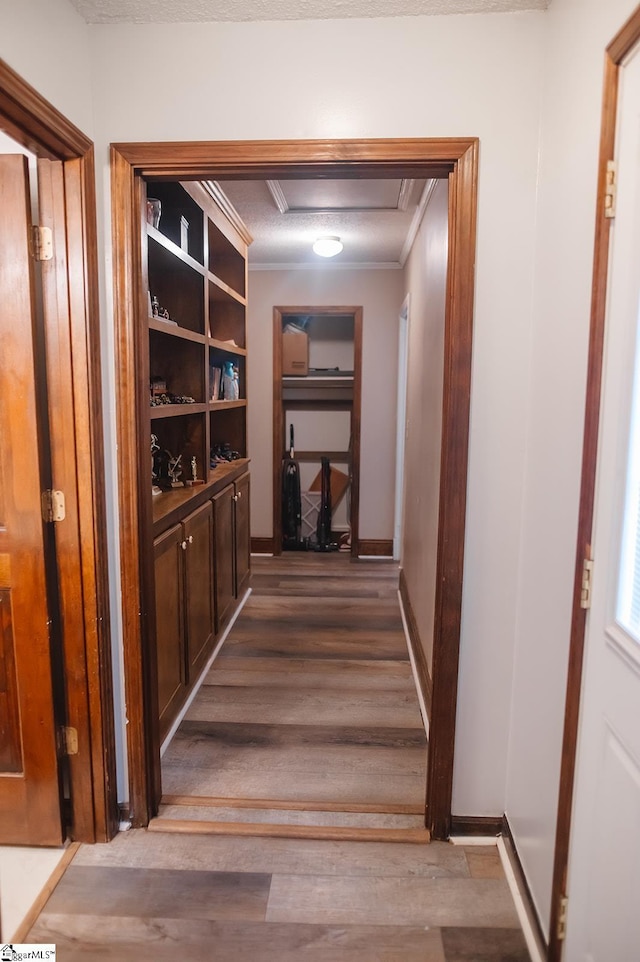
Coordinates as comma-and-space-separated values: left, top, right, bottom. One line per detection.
449, 815, 504, 837
10, 842, 80, 942
500, 814, 548, 953
149, 817, 431, 844
358, 539, 393, 556
399, 569, 433, 718
161, 794, 423, 816
251, 537, 274, 554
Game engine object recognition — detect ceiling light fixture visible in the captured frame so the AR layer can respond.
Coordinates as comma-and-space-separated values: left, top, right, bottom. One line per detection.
313, 235, 343, 258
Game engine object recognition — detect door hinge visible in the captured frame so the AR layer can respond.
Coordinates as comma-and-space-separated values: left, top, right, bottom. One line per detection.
58, 725, 79, 756
557, 893, 569, 941
41, 489, 66, 523
580, 556, 594, 610
604, 160, 616, 219
30, 224, 53, 261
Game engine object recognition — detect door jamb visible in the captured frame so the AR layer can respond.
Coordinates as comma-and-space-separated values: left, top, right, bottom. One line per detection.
110, 137, 478, 837
0, 58, 117, 842
548, 9, 640, 958
272, 305, 362, 558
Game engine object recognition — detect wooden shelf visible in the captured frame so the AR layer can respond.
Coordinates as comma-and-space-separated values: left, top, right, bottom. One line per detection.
149, 318, 206, 344
209, 272, 246, 306
148, 225, 206, 276
150, 403, 208, 419
152, 458, 250, 531
208, 337, 247, 356
209, 399, 247, 411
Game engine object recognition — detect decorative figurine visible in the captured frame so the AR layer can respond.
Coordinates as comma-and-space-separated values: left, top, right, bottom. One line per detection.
168, 453, 184, 488
151, 434, 162, 496
185, 455, 204, 486
221, 360, 239, 400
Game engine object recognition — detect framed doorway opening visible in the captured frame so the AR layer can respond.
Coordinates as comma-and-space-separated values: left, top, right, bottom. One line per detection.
110, 137, 478, 839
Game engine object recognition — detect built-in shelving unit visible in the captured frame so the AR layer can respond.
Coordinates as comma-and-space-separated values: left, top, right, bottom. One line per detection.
143, 180, 252, 741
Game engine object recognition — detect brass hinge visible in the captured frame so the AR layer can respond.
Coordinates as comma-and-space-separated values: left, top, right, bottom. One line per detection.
41, 489, 66, 523
58, 725, 79, 756
604, 160, 616, 219
580, 556, 594, 610
557, 893, 569, 941
30, 224, 53, 261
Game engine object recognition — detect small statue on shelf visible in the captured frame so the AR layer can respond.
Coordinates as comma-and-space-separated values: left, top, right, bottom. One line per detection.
221, 360, 239, 401
185, 455, 204, 486
168, 453, 184, 488
151, 434, 162, 496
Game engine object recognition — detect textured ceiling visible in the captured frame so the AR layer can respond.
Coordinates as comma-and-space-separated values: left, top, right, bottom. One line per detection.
220, 177, 432, 268
70, 0, 548, 24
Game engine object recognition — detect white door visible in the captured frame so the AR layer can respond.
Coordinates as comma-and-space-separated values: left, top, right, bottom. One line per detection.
565, 43, 640, 960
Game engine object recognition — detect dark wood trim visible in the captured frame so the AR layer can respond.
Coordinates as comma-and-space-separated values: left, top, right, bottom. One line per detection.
272, 304, 362, 558
149, 817, 431, 844
251, 537, 275, 554
426, 142, 478, 841
501, 814, 548, 954
111, 138, 478, 831
399, 568, 433, 719
358, 540, 394, 557
449, 815, 503, 836
548, 14, 640, 960
350, 307, 363, 560
0, 58, 92, 160
0, 62, 115, 842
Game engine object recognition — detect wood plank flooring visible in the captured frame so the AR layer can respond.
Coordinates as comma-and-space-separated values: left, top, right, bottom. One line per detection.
27, 833, 531, 960
159, 555, 428, 834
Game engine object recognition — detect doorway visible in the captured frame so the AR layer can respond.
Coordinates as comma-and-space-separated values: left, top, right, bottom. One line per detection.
111, 138, 478, 839
273, 307, 362, 558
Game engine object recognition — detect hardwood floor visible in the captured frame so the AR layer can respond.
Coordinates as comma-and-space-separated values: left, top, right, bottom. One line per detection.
158, 555, 428, 837
27, 833, 531, 960
24, 556, 530, 959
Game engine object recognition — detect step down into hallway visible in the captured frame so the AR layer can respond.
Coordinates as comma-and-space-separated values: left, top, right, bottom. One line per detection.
159, 556, 429, 844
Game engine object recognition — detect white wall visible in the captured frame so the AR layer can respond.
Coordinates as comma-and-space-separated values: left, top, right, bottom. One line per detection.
0, 0, 93, 135
84, 10, 545, 819
246, 269, 404, 540
401, 180, 448, 671
505, 0, 640, 939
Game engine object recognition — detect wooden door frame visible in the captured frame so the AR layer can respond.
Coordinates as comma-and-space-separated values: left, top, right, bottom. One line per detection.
548, 8, 640, 959
111, 138, 478, 835
0, 58, 117, 842
272, 305, 363, 558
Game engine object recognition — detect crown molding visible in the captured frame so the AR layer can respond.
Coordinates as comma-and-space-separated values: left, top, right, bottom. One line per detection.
204, 180, 253, 245
266, 179, 289, 213
399, 178, 438, 267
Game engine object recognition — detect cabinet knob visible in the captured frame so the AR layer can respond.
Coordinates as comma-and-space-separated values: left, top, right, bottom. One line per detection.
181, 540, 187, 550
188, 535, 194, 543
237, 490, 242, 499
233, 494, 239, 502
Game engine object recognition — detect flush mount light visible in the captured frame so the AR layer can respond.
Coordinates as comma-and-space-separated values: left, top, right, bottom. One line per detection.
312, 235, 343, 258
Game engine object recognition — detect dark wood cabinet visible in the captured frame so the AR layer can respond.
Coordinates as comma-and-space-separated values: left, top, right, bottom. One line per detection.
154, 524, 185, 738
146, 180, 251, 743
212, 482, 235, 633
235, 472, 251, 597
183, 502, 215, 682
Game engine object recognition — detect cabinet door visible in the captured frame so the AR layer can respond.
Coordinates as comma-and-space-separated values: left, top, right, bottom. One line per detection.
183, 501, 214, 681
153, 524, 185, 740
235, 472, 251, 597
212, 483, 235, 631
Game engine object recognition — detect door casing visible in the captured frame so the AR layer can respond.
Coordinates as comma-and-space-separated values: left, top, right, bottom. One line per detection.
0, 58, 116, 843
111, 137, 478, 839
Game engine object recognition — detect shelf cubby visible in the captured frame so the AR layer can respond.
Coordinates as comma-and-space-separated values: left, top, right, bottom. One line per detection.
146, 182, 205, 265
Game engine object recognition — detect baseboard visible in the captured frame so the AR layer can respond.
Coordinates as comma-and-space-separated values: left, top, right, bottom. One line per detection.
500, 814, 548, 957
251, 537, 274, 554
398, 569, 433, 718
358, 539, 393, 556
449, 814, 504, 836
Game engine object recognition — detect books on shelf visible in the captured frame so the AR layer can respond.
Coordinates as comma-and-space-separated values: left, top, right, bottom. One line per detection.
210, 366, 222, 401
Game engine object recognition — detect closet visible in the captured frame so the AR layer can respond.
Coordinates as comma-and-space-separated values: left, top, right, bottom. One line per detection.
273, 307, 362, 557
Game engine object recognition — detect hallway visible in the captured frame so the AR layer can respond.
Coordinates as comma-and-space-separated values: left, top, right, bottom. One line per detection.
23, 556, 531, 960
159, 554, 428, 835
